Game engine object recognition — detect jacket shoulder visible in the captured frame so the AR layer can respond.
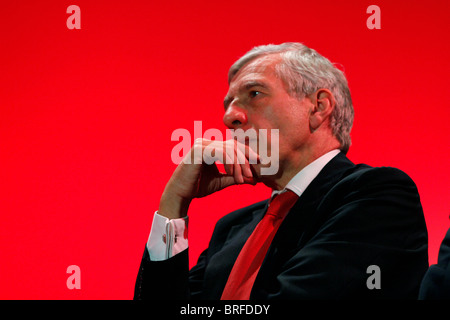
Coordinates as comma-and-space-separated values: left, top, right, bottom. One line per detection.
333, 164, 420, 197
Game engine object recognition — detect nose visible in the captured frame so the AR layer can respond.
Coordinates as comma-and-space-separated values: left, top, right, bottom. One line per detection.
223, 104, 248, 129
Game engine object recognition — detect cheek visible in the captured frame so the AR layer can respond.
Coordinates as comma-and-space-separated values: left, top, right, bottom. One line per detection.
278, 108, 309, 135
278, 114, 311, 153
250, 101, 309, 146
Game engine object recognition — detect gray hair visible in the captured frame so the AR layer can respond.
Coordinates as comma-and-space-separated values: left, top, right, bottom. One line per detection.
228, 42, 354, 154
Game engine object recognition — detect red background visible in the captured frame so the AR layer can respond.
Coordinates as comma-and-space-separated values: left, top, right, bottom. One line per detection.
0, 0, 449, 299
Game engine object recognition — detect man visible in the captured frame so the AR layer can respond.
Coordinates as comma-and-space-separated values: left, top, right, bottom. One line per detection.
134, 43, 428, 299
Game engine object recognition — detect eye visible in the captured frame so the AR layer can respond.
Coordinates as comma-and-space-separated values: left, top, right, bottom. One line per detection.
249, 90, 261, 98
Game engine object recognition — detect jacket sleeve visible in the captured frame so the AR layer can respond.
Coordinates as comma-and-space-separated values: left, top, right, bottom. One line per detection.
133, 245, 209, 300
133, 247, 190, 300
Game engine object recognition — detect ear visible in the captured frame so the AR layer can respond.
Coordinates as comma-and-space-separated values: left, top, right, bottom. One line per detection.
309, 89, 335, 131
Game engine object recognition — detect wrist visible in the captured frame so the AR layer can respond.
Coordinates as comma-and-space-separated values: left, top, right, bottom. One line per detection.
158, 191, 191, 219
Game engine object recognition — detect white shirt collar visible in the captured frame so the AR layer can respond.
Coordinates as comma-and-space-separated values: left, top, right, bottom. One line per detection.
271, 149, 340, 199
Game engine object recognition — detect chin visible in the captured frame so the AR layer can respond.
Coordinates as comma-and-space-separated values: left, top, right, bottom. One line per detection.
251, 164, 282, 190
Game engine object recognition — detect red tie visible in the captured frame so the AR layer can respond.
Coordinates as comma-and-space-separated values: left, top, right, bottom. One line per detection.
221, 189, 299, 300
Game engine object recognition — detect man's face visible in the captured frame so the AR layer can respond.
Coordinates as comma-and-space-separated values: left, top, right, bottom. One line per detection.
223, 54, 312, 180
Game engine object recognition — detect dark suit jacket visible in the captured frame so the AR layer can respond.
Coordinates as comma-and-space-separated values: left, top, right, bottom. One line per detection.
134, 153, 428, 299
419, 227, 450, 299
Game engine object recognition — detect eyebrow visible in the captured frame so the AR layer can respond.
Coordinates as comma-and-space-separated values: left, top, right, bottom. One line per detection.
224, 80, 269, 109
242, 80, 269, 91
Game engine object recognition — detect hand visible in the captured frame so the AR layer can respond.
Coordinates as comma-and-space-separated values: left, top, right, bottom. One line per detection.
158, 138, 259, 219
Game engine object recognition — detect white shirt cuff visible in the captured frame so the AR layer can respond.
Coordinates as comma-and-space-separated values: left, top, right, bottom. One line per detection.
146, 211, 189, 261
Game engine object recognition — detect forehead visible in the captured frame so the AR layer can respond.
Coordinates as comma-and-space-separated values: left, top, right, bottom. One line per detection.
228, 54, 282, 90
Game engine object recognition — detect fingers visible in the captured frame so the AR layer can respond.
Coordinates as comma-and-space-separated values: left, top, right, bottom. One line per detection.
173, 138, 258, 201
228, 139, 258, 185
199, 139, 259, 185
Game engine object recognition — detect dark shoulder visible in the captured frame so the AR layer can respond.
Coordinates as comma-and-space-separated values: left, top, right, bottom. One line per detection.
337, 164, 419, 192
314, 163, 423, 224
